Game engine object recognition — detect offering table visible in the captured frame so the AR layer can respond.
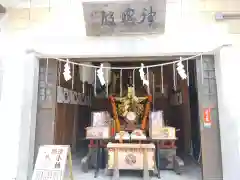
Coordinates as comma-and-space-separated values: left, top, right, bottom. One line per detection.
107, 143, 155, 180
85, 126, 110, 177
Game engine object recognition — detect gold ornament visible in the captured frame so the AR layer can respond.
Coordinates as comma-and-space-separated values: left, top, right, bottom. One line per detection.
110, 86, 151, 132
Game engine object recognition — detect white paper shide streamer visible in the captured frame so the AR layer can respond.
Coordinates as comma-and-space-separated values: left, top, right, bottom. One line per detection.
186, 60, 189, 86
41, 50, 220, 88
97, 63, 106, 86
173, 64, 176, 91
63, 59, 72, 81
139, 63, 149, 87
176, 58, 187, 80
102, 62, 111, 85
96, 63, 111, 87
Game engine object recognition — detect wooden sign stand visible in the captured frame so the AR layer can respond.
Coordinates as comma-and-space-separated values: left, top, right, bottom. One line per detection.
67, 150, 74, 180
32, 145, 74, 180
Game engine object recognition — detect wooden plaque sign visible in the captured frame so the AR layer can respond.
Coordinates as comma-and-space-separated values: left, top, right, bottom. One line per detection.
31, 145, 73, 180
82, 0, 166, 36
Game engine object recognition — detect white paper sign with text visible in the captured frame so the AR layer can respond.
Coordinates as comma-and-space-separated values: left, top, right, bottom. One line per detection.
32, 145, 69, 180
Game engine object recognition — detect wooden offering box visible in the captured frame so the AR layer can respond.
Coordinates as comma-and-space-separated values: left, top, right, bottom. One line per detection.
91, 111, 111, 127
107, 143, 155, 170
149, 111, 164, 138
153, 127, 176, 140
86, 127, 110, 139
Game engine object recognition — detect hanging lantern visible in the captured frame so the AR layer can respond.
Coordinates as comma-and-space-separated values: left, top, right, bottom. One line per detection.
79, 62, 94, 93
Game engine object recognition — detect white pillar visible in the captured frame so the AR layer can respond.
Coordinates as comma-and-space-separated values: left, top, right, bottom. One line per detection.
0, 51, 39, 180
215, 45, 240, 180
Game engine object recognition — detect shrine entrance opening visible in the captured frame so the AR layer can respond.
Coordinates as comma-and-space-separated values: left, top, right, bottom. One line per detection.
51, 56, 221, 180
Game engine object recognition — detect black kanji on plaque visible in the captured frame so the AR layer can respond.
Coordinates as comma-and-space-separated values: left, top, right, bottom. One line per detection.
101, 10, 116, 26
51, 149, 57, 154
52, 148, 63, 154
55, 162, 61, 169
121, 8, 137, 23
44, 152, 50, 160
138, 6, 156, 26
57, 148, 63, 154
56, 154, 62, 161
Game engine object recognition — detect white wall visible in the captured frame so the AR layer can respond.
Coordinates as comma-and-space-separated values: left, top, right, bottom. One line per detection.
0, 0, 231, 57
215, 45, 240, 180
1, 0, 68, 7
0, 51, 39, 180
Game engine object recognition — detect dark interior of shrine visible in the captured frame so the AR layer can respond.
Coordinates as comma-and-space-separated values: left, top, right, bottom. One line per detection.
54, 59, 202, 177
75, 60, 201, 162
